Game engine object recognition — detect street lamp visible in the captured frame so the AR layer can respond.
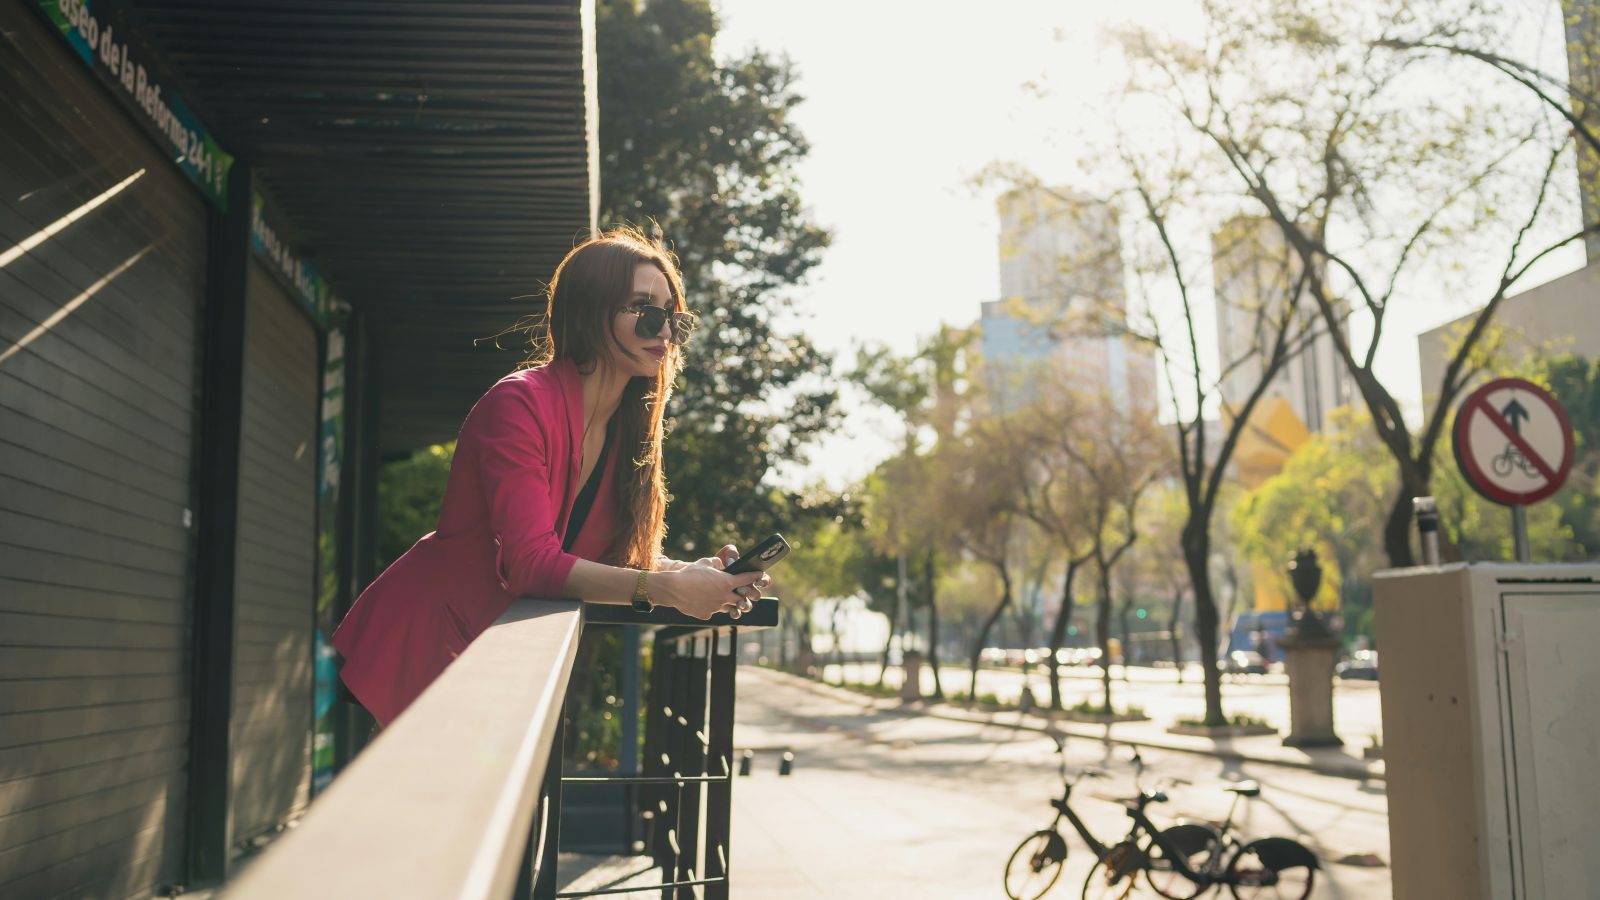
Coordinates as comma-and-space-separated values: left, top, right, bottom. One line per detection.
1287, 547, 1334, 640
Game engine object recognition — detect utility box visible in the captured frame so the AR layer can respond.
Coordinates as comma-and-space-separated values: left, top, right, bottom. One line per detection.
1374, 563, 1600, 899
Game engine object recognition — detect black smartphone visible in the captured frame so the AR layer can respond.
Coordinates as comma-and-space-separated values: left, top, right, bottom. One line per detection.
724, 533, 790, 575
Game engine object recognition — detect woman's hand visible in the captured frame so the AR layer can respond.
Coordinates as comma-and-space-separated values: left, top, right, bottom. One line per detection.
655, 563, 765, 621
656, 543, 771, 620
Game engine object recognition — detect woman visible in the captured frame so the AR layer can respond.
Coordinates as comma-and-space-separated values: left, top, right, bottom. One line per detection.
332, 229, 769, 727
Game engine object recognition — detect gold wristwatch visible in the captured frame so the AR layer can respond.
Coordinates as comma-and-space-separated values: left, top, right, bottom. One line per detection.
630, 569, 654, 613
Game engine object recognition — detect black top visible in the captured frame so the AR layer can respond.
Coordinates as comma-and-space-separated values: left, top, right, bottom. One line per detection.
563, 419, 614, 553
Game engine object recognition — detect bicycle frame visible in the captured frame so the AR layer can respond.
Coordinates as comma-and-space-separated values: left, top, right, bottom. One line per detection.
1047, 781, 1113, 861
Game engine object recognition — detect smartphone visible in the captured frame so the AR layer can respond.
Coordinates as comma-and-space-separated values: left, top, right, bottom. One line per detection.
724, 533, 791, 575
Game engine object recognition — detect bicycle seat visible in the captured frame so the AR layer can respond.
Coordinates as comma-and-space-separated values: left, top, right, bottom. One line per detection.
1225, 780, 1261, 798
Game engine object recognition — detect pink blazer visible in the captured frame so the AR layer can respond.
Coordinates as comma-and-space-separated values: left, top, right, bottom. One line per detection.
331, 358, 621, 725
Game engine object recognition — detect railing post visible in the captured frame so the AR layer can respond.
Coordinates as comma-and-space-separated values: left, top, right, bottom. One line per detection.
532, 701, 567, 899
703, 630, 737, 900
671, 636, 708, 898
643, 633, 675, 882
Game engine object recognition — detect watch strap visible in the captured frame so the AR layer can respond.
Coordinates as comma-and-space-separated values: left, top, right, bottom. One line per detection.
630, 569, 654, 613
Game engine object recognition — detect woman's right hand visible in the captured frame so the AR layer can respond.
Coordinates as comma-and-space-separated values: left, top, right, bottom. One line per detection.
656, 564, 764, 621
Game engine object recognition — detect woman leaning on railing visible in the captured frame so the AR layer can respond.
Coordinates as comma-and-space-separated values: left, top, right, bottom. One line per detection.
331, 228, 770, 728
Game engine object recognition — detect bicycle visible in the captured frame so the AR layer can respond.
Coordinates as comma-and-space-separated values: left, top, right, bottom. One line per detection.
1002, 736, 1219, 900
1004, 737, 1321, 900
1084, 757, 1320, 900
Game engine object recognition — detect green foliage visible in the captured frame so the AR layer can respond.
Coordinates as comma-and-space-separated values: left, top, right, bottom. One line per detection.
1230, 407, 1391, 622
1434, 464, 1577, 560
773, 495, 865, 605
1542, 353, 1600, 553
376, 442, 455, 570
564, 627, 629, 771
596, 0, 836, 557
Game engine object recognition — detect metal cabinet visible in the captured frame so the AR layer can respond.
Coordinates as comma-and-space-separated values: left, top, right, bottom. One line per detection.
1374, 563, 1600, 900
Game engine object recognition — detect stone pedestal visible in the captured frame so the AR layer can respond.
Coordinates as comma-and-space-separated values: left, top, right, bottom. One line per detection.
1280, 631, 1343, 747
900, 650, 923, 702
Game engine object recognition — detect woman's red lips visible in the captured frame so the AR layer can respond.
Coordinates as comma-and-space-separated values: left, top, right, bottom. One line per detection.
644, 346, 667, 358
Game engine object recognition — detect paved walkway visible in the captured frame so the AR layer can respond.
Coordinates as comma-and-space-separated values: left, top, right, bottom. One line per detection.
731, 667, 1390, 898
769, 668, 1384, 781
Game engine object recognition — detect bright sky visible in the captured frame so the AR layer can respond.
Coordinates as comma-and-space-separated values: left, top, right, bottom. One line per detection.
711, 0, 1586, 489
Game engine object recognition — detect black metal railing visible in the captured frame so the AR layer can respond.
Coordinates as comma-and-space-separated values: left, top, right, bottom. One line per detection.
223, 596, 774, 900
535, 599, 776, 899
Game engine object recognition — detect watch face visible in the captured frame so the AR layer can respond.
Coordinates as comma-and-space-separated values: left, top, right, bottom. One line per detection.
631, 597, 654, 613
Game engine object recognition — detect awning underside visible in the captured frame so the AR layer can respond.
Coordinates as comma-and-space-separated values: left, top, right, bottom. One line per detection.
133, 0, 595, 453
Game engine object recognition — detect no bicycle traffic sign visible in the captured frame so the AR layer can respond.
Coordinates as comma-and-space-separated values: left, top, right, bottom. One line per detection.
1452, 377, 1574, 507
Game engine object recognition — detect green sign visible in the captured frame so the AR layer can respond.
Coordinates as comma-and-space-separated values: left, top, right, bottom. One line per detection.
250, 193, 338, 323
38, 0, 234, 209
313, 325, 347, 794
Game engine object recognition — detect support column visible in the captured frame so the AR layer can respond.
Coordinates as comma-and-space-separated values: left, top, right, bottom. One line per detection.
185, 159, 252, 885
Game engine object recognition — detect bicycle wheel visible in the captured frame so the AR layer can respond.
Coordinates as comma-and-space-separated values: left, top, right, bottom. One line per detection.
1082, 841, 1147, 900
1225, 837, 1317, 900
1144, 823, 1221, 900
1005, 829, 1067, 900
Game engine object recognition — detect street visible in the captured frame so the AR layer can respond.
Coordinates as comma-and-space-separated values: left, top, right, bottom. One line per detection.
820, 662, 1385, 749
731, 667, 1391, 898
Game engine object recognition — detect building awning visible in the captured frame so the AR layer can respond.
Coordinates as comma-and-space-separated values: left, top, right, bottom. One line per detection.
132, 0, 597, 454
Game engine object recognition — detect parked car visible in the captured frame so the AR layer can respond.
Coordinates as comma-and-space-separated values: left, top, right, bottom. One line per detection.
1337, 650, 1380, 681
1221, 649, 1268, 675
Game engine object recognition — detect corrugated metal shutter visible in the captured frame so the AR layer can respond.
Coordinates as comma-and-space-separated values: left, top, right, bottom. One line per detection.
228, 264, 318, 845
0, 5, 204, 897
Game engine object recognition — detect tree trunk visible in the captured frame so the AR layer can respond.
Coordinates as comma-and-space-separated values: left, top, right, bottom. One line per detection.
1096, 556, 1114, 714
924, 551, 944, 700
1383, 480, 1420, 569
1168, 588, 1185, 685
1182, 520, 1226, 726
877, 582, 901, 688
829, 603, 845, 681
1117, 588, 1135, 668
1046, 559, 1082, 711
969, 565, 1014, 703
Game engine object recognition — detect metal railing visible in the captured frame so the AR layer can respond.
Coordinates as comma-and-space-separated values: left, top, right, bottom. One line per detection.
224, 597, 774, 899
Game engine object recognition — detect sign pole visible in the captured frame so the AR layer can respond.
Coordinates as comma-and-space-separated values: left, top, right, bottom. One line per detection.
1512, 506, 1530, 562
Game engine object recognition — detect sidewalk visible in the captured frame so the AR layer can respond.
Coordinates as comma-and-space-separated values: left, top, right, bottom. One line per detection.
758, 667, 1385, 781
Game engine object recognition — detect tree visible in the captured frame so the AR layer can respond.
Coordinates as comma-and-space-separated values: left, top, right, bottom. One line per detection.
851, 343, 933, 687
376, 442, 455, 570
940, 419, 1030, 700
1102, 173, 1316, 727
1048, 387, 1167, 713
768, 488, 866, 675
1122, 0, 1596, 567
1231, 407, 1392, 639
1001, 382, 1096, 710
998, 360, 1166, 711
596, 0, 838, 557
851, 326, 979, 699
1542, 353, 1600, 552
1135, 485, 1195, 681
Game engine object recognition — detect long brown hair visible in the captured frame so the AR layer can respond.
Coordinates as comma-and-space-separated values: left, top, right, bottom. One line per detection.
526, 228, 686, 569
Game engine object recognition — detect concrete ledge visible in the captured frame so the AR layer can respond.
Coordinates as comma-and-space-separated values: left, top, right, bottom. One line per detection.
1167, 723, 1279, 738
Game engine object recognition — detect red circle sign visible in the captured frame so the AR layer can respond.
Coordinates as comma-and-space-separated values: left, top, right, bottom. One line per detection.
1452, 377, 1574, 506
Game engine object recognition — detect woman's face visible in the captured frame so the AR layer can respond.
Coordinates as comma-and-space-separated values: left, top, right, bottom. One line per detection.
610, 262, 674, 379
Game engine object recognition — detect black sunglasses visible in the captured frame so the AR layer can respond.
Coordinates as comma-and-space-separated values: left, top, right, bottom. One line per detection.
625, 304, 698, 345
